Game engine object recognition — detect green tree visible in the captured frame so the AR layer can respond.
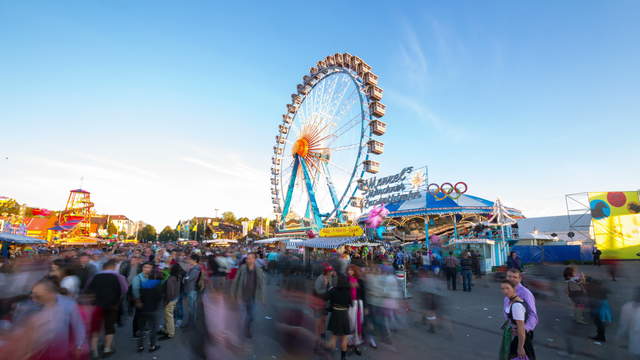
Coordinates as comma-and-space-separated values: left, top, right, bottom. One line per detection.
107, 222, 118, 236
0, 199, 20, 216
159, 226, 178, 243
139, 224, 157, 243
222, 211, 237, 224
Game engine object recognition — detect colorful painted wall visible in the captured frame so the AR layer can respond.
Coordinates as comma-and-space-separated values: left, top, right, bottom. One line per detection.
589, 191, 640, 259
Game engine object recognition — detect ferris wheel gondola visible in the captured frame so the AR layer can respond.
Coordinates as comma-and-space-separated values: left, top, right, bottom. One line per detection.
270, 53, 386, 231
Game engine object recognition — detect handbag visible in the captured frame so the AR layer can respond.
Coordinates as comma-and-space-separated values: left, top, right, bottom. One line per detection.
499, 320, 512, 360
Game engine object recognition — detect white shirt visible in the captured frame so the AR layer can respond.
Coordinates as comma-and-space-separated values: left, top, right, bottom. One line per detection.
505, 302, 526, 322
61, 275, 80, 299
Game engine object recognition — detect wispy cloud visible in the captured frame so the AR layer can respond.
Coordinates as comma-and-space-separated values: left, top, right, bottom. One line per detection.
390, 19, 468, 142
181, 155, 264, 183
79, 154, 160, 180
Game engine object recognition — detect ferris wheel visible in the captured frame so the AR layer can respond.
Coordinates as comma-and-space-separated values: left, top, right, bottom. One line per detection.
271, 53, 386, 230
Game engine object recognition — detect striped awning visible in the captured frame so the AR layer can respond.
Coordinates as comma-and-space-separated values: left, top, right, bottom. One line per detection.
303, 236, 364, 249
285, 239, 304, 249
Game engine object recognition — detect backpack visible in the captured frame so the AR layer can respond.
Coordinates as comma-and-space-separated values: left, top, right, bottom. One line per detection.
507, 300, 530, 326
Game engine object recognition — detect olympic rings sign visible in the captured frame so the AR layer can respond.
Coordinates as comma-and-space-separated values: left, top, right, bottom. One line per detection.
427, 182, 468, 200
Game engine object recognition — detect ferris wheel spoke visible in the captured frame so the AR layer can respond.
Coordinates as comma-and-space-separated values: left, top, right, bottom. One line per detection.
332, 90, 359, 124
326, 112, 362, 146
329, 80, 357, 121
323, 159, 354, 175
317, 143, 360, 152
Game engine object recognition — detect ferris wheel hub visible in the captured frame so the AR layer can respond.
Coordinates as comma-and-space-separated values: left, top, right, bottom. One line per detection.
292, 137, 310, 158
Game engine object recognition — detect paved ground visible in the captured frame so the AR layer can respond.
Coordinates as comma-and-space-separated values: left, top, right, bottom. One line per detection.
109, 263, 638, 360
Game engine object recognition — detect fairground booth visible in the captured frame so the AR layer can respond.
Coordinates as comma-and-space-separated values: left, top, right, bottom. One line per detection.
355, 166, 524, 271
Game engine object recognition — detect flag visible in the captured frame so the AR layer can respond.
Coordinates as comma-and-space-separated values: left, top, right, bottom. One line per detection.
193, 223, 198, 232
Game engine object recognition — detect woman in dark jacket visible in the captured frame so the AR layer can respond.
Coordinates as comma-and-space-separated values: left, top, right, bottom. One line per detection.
326, 274, 353, 360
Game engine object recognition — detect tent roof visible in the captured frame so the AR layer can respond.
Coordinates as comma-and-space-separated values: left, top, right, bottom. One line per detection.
0, 233, 47, 244
360, 191, 523, 219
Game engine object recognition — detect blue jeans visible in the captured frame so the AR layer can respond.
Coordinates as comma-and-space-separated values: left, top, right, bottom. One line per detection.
244, 299, 255, 331
175, 293, 184, 322
462, 270, 472, 292
183, 290, 198, 326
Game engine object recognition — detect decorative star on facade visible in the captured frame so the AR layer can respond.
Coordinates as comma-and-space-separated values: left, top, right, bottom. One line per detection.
410, 170, 425, 190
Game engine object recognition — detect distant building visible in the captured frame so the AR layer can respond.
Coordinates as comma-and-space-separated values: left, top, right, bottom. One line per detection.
516, 214, 593, 245
108, 215, 136, 237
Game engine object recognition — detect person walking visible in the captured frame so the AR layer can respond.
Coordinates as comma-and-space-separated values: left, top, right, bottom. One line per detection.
460, 252, 473, 292
504, 269, 538, 334
159, 263, 181, 340
507, 251, 523, 272
617, 287, 640, 359
182, 254, 202, 328
563, 266, 588, 324
444, 252, 458, 291
471, 250, 482, 279
585, 277, 611, 343
231, 252, 266, 338
77, 252, 97, 290
592, 246, 602, 266
86, 258, 126, 358
500, 280, 536, 360
326, 274, 353, 360
313, 265, 336, 340
132, 262, 163, 353
9, 278, 87, 360
347, 265, 365, 354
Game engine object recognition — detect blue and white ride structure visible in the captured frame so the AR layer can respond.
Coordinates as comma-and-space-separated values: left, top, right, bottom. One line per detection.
271, 54, 386, 233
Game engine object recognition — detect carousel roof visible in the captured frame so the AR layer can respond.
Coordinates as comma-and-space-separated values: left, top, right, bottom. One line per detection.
361, 191, 524, 219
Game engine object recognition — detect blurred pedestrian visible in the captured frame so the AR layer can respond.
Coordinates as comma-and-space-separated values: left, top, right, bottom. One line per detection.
507, 251, 523, 272
592, 246, 602, 266
347, 264, 365, 354
326, 274, 353, 360
77, 252, 97, 290
86, 258, 126, 358
182, 254, 201, 328
444, 252, 458, 291
460, 252, 473, 292
230, 252, 265, 339
132, 262, 163, 352
159, 263, 181, 340
50, 258, 80, 299
6, 278, 87, 360
585, 277, 611, 343
617, 287, 640, 358
313, 265, 336, 340
563, 266, 588, 324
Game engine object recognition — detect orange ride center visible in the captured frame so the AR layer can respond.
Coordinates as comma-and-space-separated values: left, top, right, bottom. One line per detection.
292, 137, 310, 158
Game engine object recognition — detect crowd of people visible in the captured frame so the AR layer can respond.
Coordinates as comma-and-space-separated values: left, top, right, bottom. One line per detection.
0, 242, 638, 360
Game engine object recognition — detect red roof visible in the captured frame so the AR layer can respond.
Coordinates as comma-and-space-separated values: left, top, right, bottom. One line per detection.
27, 216, 58, 232
91, 217, 108, 225
109, 215, 130, 221
70, 189, 90, 194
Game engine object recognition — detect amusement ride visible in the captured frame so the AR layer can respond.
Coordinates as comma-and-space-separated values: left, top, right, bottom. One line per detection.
271, 53, 386, 234
50, 188, 95, 242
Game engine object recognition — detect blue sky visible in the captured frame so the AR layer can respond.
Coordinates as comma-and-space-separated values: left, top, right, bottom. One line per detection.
1, 1, 639, 229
